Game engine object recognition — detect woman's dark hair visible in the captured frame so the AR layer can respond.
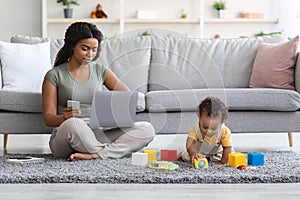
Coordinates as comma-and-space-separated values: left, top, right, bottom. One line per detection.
54, 22, 104, 67
198, 97, 228, 123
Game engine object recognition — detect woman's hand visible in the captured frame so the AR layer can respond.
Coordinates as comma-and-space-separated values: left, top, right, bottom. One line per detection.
63, 107, 81, 120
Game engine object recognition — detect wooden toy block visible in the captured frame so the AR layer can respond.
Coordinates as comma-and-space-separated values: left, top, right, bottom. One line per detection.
160, 149, 177, 161
143, 149, 157, 162
228, 152, 247, 168
247, 152, 264, 166
131, 152, 148, 166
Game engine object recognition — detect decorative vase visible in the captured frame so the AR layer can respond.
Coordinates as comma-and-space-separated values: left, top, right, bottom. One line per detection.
217, 10, 224, 18
64, 8, 73, 18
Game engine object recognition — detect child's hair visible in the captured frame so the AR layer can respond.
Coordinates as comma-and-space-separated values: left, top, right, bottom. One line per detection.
198, 97, 228, 122
54, 22, 104, 67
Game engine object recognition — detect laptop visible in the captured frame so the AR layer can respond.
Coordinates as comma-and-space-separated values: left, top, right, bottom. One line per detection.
89, 90, 138, 129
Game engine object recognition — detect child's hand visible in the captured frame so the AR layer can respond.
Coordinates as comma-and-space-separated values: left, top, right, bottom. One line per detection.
191, 153, 205, 164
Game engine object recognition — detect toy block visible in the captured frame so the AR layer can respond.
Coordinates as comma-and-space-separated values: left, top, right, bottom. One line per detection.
131, 152, 148, 166
228, 152, 247, 168
160, 149, 177, 162
247, 152, 264, 166
143, 149, 157, 162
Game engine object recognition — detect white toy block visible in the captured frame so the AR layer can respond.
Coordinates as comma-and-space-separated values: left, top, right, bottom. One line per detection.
131, 152, 148, 166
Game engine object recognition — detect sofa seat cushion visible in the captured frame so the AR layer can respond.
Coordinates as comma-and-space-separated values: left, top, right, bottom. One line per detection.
0, 90, 42, 113
146, 88, 300, 112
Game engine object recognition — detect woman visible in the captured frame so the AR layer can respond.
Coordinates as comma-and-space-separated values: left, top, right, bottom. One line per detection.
42, 22, 155, 161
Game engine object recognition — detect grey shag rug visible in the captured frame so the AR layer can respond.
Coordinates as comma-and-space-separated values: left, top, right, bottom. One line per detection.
1, 151, 300, 184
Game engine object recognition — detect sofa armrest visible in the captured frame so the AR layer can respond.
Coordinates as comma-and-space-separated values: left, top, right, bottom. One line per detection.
296, 53, 300, 93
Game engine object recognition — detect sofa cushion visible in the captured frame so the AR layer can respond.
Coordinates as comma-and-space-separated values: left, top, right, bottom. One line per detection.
96, 36, 151, 94
0, 41, 52, 92
296, 54, 300, 93
10, 35, 64, 66
149, 34, 288, 91
249, 36, 299, 90
0, 62, 2, 88
0, 90, 42, 113
146, 88, 300, 112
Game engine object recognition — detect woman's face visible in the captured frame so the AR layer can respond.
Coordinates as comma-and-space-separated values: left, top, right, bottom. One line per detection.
72, 38, 99, 65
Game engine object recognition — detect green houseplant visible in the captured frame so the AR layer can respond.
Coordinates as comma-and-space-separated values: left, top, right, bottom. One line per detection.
57, 0, 80, 18
212, 1, 226, 18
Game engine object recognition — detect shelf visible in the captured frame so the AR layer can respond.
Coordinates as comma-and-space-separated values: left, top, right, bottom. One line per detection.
47, 18, 279, 25
205, 18, 279, 23
47, 18, 119, 24
124, 18, 200, 24
42, 0, 281, 38
47, 18, 200, 24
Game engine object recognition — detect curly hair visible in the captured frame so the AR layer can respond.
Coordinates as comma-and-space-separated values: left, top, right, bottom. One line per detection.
198, 97, 228, 123
54, 22, 104, 67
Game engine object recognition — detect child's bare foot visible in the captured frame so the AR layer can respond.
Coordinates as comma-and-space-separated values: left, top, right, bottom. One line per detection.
68, 153, 100, 161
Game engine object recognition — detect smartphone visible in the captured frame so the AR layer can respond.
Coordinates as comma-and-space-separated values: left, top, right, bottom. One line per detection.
5, 156, 45, 164
67, 100, 80, 110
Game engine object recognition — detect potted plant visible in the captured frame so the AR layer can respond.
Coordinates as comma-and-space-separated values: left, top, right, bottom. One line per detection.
213, 1, 226, 18
57, 0, 80, 18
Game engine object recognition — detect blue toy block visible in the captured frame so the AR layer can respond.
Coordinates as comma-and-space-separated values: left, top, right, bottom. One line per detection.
247, 152, 264, 166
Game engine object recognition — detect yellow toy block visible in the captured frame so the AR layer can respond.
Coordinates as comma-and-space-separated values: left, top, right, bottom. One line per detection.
143, 149, 157, 162
228, 152, 247, 168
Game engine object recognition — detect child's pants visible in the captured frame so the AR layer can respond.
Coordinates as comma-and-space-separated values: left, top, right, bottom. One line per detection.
49, 118, 155, 159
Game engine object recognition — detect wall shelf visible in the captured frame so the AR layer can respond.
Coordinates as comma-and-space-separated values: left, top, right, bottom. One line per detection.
47, 18, 278, 25
47, 18, 120, 24
124, 18, 200, 24
42, 0, 280, 38
205, 18, 279, 23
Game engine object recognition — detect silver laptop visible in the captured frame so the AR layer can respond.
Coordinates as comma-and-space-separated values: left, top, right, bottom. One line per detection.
89, 90, 138, 129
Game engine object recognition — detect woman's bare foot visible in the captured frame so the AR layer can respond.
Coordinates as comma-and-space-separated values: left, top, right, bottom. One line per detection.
68, 153, 100, 161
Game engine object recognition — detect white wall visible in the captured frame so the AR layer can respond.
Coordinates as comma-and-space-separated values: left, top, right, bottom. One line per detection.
0, 0, 299, 41
276, 0, 300, 38
0, 0, 42, 42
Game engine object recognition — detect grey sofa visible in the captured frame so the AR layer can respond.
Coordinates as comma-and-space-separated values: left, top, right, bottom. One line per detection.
1, 34, 300, 151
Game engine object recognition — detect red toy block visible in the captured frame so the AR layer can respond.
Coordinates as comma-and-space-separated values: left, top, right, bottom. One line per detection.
160, 149, 177, 161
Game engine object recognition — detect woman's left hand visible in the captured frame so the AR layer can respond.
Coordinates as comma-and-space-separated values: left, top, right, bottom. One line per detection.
63, 107, 81, 120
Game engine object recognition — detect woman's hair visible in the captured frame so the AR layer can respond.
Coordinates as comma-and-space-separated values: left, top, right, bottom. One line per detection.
198, 97, 228, 123
54, 22, 104, 67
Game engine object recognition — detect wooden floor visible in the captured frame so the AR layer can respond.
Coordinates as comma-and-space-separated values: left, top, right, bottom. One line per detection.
0, 183, 300, 200
1, 132, 300, 199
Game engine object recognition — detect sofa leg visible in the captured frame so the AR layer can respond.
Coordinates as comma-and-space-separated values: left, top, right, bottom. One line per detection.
288, 132, 293, 148
3, 134, 8, 155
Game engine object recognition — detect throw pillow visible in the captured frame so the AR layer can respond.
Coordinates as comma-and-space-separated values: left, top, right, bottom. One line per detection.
249, 36, 299, 90
0, 41, 52, 92
10, 35, 64, 66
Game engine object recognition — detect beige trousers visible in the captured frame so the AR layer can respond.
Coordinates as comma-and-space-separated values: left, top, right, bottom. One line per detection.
49, 118, 155, 159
